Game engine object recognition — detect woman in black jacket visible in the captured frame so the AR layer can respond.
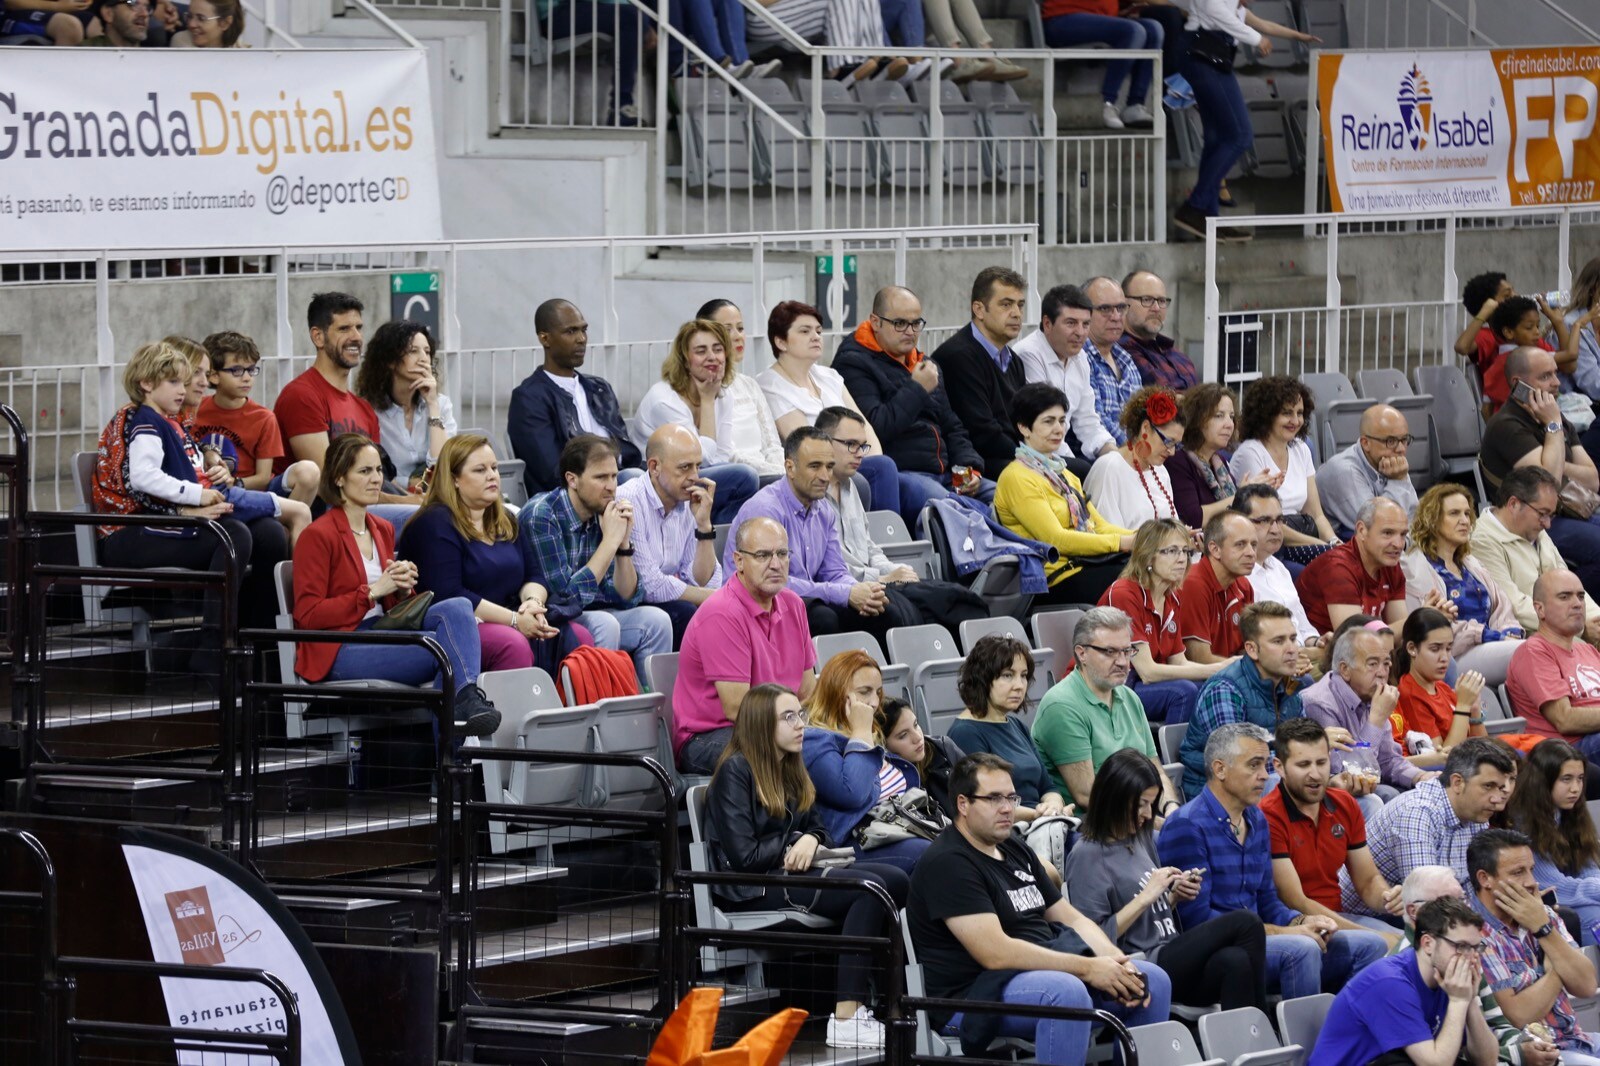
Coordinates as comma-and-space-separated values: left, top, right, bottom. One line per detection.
706, 684, 910, 1051
876, 696, 964, 819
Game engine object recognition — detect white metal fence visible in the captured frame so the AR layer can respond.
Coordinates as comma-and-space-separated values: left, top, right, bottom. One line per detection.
1200, 204, 1590, 388
0, 225, 1032, 509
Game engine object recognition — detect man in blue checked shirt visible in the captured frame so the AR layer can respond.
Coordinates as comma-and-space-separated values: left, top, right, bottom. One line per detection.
1159, 721, 1388, 1000
1080, 276, 1144, 447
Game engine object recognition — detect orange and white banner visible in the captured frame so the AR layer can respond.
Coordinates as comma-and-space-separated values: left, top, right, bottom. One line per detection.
1319, 47, 1600, 213
0, 48, 442, 250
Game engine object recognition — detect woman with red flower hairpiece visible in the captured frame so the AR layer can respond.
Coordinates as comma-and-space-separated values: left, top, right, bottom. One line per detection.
1084, 386, 1195, 533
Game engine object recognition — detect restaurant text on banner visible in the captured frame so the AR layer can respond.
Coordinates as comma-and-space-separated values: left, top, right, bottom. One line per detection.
0, 48, 442, 250
1317, 47, 1600, 214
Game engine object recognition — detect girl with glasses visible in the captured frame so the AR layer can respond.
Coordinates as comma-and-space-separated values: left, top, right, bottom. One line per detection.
172, 0, 244, 47
705, 683, 908, 1049
1099, 518, 1229, 725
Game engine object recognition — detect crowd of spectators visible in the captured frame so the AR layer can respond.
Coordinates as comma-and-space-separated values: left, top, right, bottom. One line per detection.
84, 262, 1600, 1061
1, 0, 245, 48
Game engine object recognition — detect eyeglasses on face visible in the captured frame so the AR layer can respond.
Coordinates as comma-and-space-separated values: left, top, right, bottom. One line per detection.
1514, 498, 1557, 522
875, 315, 926, 333
832, 438, 872, 456
219, 365, 262, 379
735, 548, 791, 564
1435, 935, 1485, 956
1129, 295, 1172, 309
1248, 514, 1285, 527
778, 709, 808, 727
967, 792, 1022, 808
186, 10, 228, 22
1151, 423, 1183, 451
1365, 433, 1414, 450
1153, 546, 1188, 558
1092, 303, 1130, 317
1079, 643, 1137, 662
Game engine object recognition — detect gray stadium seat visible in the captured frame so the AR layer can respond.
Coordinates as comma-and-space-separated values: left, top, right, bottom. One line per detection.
476, 667, 565, 854
745, 75, 811, 189
813, 630, 911, 704
1130, 1021, 1226, 1066
1297, 0, 1349, 48
677, 77, 755, 190
1238, 77, 1294, 180
1199, 1006, 1304, 1066
1275, 994, 1334, 1066
852, 79, 929, 189
644, 652, 707, 795
1477, 685, 1528, 737
920, 502, 1033, 620
1301, 371, 1368, 458
797, 79, 876, 188
967, 81, 1042, 187
908, 80, 988, 187
1031, 608, 1085, 683
1243, 0, 1301, 67
1413, 364, 1486, 479
865, 509, 938, 580
1158, 722, 1188, 765
886, 623, 965, 737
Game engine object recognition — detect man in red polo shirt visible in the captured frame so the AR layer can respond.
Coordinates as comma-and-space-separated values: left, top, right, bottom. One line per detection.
1180, 511, 1256, 664
1263, 717, 1404, 950
1296, 498, 1409, 634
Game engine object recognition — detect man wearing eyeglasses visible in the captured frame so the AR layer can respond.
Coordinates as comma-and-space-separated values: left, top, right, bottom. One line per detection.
1118, 271, 1198, 393
1317, 404, 1420, 541
673, 514, 818, 775
834, 286, 992, 523
907, 751, 1171, 1061
1231, 485, 1324, 654
1309, 895, 1500, 1066
86, 0, 150, 46
1081, 276, 1145, 449
1470, 465, 1600, 639
930, 266, 1031, 479
1467, 828, 1600, 1064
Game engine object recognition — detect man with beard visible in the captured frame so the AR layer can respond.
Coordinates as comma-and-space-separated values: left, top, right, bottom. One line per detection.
908, 752, 1171, 1061
273, 292, 417, 527
931, 267, 1030, 479
1296, 497, 1410, 633
1262, 717, 1404, 950
1119, 270, 1198, 393
1160, 721, 1385, 997
87, 0, 150, 46
519, 434, 672, 685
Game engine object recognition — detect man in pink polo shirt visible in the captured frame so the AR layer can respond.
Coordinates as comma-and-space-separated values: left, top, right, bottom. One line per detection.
1507, 570, 1600, 761
674, 516, 818, 774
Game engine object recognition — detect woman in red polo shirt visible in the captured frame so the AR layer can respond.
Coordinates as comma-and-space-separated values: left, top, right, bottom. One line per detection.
1393, 606, 1486, 767
1099, 518, 1231, 725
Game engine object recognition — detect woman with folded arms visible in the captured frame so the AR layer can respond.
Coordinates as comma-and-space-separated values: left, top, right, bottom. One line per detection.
1165, 383, 1281, 528
399, 434, 587, 677
705, 683, 907, 1049
1228, 375, 1337, 564
293, 433, 500, 737
355, 321, 457, 496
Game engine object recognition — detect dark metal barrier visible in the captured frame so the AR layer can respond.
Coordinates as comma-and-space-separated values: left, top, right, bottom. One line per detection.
0, 404, 30, 679
901, 996, 1139, 1065
0, 828, 60, 1065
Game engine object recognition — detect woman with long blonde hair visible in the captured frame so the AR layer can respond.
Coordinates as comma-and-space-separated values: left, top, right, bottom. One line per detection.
399, 433, 587, 674
705, 684, 908, 1049
801, 650, 928, 873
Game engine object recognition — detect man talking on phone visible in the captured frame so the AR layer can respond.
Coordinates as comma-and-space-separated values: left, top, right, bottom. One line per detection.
1480, 345, 1600, 598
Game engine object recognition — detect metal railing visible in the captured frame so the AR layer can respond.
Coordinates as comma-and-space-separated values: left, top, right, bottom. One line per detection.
1348, 0, 1599, 48
1200, 203, 1593, 387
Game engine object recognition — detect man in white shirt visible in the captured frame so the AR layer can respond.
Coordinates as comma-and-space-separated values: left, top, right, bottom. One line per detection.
615, 423, 723, 646
1011, 284, 1110, 479
1232, 483, 1328, 658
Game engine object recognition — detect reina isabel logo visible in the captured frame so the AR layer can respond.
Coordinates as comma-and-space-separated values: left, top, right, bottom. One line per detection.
1397, 64, 1434, 151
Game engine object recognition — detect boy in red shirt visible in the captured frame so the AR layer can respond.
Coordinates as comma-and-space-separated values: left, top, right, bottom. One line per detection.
192, 331, 318, 502
1455, 273, 1575, 412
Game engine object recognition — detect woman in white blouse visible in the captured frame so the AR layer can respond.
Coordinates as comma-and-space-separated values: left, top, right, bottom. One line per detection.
354, 320, 457, 494
754, 299, 901, 514
632, 319, 779, 495
1083, 386, 1187, 530
1228, 374, 1338, 565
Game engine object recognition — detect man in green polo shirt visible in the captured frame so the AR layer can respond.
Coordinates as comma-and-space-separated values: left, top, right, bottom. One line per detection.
1033, 605, 1185, 817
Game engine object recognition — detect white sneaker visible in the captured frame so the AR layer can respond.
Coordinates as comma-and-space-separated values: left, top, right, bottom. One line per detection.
725, 59, 754, 78
827, 1006, 886, 1049
745, 58, 783, 79
1121, 102, 1154, 126
1102, 101, 1126, 129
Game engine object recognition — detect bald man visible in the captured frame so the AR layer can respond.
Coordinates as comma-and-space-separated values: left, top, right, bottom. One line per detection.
1296, 498, 1410, 632
616, 423, 723, 646
1507, 571, 1600, 761
1318, 404, 1421, 539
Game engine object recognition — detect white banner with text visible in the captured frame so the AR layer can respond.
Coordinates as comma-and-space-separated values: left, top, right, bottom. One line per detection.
0, 48, 442, 250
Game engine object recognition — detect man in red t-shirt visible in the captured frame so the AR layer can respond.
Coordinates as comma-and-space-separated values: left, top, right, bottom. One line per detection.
1263, 717, 1403, 946
1179, 511, 1256, 663
192, 330, 317, 500
1507, 570, 1600, 762
1296, 499, 1409, 634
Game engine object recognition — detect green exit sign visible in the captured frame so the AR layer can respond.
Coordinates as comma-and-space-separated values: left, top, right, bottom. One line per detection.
391, 271, 438, 294
814, 255, 856, 274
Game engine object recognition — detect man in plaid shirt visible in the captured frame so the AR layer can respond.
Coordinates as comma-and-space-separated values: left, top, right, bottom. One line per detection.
1469, 828, 1600, 1064
1080, 276, 1144, 447
1391, 864, 1561, 1065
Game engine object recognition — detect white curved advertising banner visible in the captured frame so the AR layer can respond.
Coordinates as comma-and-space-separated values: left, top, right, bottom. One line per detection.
122, 828, 361, 1065
0, 48, 441, 250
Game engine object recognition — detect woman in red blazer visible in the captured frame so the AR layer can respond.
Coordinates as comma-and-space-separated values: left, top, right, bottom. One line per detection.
292, 433, 500, 736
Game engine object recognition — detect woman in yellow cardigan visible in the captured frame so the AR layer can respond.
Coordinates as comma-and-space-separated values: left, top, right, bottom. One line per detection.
995, 383, 1136, 605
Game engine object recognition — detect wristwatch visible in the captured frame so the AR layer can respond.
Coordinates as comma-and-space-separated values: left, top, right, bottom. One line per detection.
694, 528, 717, 541
1547, 421, 1564, 435
1533, 920, 1556, 939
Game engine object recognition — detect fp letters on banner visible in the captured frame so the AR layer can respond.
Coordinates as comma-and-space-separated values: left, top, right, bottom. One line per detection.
0, 49, 442, 249
1317, 47, 1600, 214
121, 828, 362, 1065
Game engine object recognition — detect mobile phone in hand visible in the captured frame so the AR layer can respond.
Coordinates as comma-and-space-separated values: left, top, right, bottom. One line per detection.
1510, 379, 1537, 407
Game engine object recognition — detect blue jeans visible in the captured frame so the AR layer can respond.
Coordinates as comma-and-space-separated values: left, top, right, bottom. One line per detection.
1180, 49, 1251, 217
672, 0, 747, 65
1131, 677, 1199, 724
679, 724, 733, 775
324, 597, 482, 691
702, 462, 758, 525
878, 0, 924, 47
1550, 514, 1600, 598
958, 962, 1170, 1065
1266, 929, 1387, 998
858, 454, 901, 517
1043, 13, 1163, 105
900, 471, 996, 529
579, 605, 674, 684
546, 2, 645, 109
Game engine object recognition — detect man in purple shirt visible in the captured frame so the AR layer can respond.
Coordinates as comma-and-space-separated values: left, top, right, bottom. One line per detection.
616, 424, 723, 647
675, 516, 817, 774
1120, 270, 1198, 393
723, 426, 895, 640
1301, 625, 1434, 796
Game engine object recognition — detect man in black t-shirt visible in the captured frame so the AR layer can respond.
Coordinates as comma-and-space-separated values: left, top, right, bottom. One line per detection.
907, 752, 1172, 1059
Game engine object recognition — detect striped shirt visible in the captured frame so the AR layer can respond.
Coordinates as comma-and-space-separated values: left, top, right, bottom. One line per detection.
878, 759, 908, 800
